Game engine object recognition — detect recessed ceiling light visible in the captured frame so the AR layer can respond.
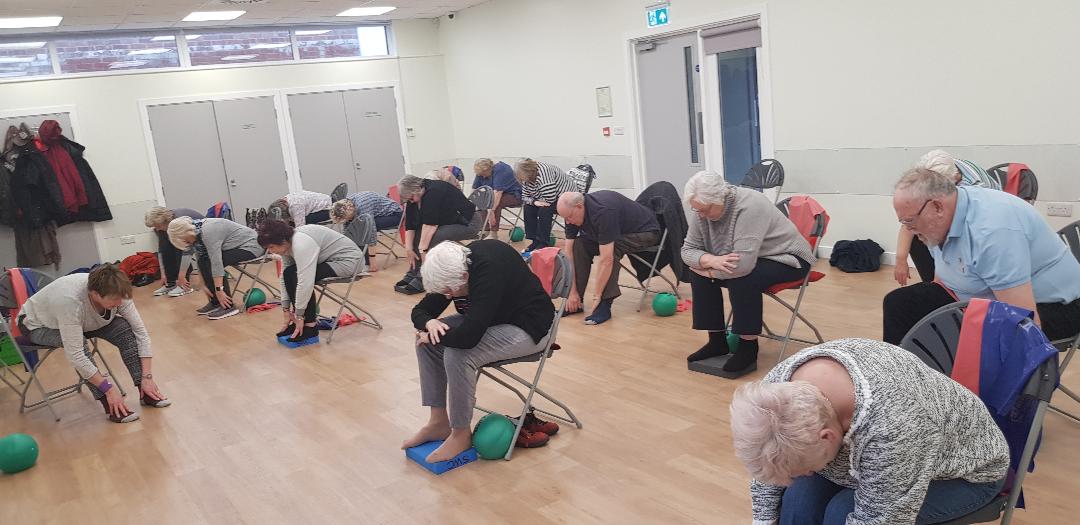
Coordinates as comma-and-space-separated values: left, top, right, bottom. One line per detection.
151, 36, 175, 42
221, 54, 257, 61
128, 48, 173, 56
182, 11, 245, 22
0, 41, 47, 49
295, 30, 331, 36
0, 16, 63, 29
337, 7, 396, 17
248, 43, 290, 49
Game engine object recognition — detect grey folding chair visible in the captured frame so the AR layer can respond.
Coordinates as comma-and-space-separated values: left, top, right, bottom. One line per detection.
987, 163, 1039, 203
475, 249, 583, 460
330, 182, 349, 203
314, 213, 383, 343
900, 301, 1059, 525
468, 186, 496, 240
376, 185, 408, 267
0, 269, 126, 422
1051, 219, 1080, 423
618, 227, 680, 312
228, 252, 282, 312
739, 158, 785, 203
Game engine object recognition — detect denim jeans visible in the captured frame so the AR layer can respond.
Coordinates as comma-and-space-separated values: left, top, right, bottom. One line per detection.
779, 473, 1005, 525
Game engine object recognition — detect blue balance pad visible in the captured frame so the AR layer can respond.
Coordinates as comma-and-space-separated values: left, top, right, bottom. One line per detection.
277, 334, 319, 348
405, 441, 478, 475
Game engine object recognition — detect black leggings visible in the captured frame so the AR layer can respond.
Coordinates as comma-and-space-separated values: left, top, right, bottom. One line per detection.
691, 258, 811, 336
882, 282, 1080, 344
283, 262, 337, 323
197, 248, 259, 306
157, 231, 193, 286
523, 203, 556, 247
909, 237, 935, 282
305, 210, 331, 225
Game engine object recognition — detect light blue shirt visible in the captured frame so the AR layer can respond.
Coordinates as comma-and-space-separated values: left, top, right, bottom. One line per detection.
931, 185, 1080, 303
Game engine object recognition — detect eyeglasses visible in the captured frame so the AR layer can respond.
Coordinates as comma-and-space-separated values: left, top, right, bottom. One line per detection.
899, 199, 932, 226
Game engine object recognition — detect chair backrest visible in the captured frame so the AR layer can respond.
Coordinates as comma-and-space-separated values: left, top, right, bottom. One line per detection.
330, 183, 349, 203
550, 250, 572, 300
777, 196, 829, 251
898, 301, 966, 374
343, 213, 377, 249
568, 164, 598, 194
469, 186, 495, 211
987, 163, 1039, 203
0, 268, 55, 311
740, 159, 785, 192
1058, 220, 1080, 264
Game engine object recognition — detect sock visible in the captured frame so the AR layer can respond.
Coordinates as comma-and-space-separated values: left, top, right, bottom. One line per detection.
585, 299, 613, 325
722, 338, 759, 372
687, 331, 730, 362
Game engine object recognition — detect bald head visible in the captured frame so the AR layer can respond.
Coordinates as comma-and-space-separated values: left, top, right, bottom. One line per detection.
557, 192, 585, 226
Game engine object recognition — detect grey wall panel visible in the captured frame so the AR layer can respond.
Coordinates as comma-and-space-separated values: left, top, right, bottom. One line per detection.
343, 87, 407, 193
148, 102, 232, 212
213, 97, 290, 214
287, 91, 356, 195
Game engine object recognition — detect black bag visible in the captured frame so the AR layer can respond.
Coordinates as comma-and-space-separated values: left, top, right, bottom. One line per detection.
829, 239, 884, 273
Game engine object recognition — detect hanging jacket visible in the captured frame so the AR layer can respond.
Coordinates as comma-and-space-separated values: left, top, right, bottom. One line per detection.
57, 136, 111, 223
10, 143, 67, 228
35, 120, 88, 216
14, 221, 61, 270
630, 181, 690, 284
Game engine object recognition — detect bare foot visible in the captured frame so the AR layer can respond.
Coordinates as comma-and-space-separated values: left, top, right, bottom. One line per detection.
401, 422, 451, 450
425, 429, 472, 463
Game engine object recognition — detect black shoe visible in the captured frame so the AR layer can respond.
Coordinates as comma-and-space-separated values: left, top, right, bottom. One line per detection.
395, 282, 425, 295
276, 323, 296, 337
687, 341, 729, 362
722, 338, 759, 373
287, 325, 319, 343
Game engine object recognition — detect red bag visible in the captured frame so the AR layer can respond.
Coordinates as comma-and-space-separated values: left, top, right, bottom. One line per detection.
118, 252, 160, 280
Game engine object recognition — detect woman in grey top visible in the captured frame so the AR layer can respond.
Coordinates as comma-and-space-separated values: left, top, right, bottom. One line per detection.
681, 171, 815, 376
168, 217, 261, 320
730, 338, 1008, 525
257, 220, 364, 344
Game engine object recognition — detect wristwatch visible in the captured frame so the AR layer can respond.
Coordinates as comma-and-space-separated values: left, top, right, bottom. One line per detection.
215, 286, 224, 291
143, 373, 153, 380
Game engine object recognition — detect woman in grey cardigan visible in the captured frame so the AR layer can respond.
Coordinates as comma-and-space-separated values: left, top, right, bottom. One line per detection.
730, 338, 1008, 525
168, 217, 261, 320
681, 171, 815, 376
258, 220, 364, 345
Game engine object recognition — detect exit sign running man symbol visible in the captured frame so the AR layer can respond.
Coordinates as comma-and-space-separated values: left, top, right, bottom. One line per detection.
647, 6, 670, 28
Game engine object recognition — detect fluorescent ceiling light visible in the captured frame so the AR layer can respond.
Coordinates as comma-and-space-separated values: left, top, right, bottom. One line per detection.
221, 54, 257, 61
109, 60, 149, 69
128, 48, 172, 55
248, 42, 290, 49
182, 11, 245, 22
295, 30, 331, 36
0, 16, 63, 29
0, 57, 35, 63
337, 7, 396, 17
0, 41, 47, 49
151, 36, 175, 41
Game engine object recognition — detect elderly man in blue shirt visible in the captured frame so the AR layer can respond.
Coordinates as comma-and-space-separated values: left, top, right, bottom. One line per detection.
883, 167, 1080, 344
472, 158, 523, 235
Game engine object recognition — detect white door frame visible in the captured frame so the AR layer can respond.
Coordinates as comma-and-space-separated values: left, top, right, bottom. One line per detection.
278, 80, 414, 192
0, 104, 106, 262
623, 4, 774, 194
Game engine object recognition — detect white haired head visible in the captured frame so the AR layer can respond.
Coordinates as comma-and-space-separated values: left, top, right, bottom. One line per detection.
684, 170, 735, 207
730, 380, 837, 486
421, 242, 471, 296
915, 149, 961, 183
166, 216, 196, 250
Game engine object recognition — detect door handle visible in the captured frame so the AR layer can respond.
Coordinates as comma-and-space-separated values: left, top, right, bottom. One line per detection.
230, 179, 238, 188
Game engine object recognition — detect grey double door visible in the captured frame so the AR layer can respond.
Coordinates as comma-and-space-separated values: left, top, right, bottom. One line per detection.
287, 87, 407, 196
148, 96, 289, 215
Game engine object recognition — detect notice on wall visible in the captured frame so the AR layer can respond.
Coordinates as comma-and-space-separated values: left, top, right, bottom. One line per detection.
596, 86, 613, 118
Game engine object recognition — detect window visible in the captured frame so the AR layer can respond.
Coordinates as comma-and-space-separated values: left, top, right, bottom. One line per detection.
295, 26, 389, 59
55, 34, 180, 73
0, 41, 52, 78
187, 29, 293, 66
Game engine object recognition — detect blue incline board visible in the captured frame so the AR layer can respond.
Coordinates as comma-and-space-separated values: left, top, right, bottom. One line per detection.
405, 441, 478, 475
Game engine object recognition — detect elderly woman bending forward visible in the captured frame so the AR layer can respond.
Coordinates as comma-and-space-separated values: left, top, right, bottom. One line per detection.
730, 338, 1008, 525
401, 240, 555, 463
681, 171, 815, 377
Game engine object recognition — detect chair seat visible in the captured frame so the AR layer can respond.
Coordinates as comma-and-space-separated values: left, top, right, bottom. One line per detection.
484, 343, 560, 368
766, 271, 825, 295
934, 494, 1006, 525
317, 274, 369, 285
13, 336, 48, 351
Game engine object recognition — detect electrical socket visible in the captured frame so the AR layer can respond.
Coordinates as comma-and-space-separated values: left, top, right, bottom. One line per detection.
120, 235, 136, 245
1047, 203, 1074, 217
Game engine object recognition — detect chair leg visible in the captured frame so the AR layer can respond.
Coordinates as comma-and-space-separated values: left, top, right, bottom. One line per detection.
776, 284, 810, 364
91, 340, 127, 397
19, 350, 62, 421
1002, 401, 1050, 524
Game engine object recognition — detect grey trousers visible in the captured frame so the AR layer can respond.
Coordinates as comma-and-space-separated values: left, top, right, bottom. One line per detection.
19, 316, 143, 400
416, 315, 544, 428
572, 230, 661, 301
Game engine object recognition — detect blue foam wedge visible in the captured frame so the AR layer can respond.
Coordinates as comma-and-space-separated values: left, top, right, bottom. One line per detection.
405, 441, 478, 475
277, 334, 319, 348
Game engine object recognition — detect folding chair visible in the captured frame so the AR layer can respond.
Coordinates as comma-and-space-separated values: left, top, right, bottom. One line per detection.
1050, 220, 1080, 422
469, 186, 496, 241
330, 182, 349, 203
0, 269, 126, 422
764, 196, 829, 362
475, 249, 583, 460
617, 211, 681, 311
987, 163, 1039, 204
314, 213, 383, 343
739, 158, 785, 204
228, 252, 282, 312
376, 184, 408, 267
900, 302, 1059, 524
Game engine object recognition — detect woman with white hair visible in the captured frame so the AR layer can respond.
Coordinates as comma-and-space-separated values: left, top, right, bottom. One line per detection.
394, 174, 481, 295
144, 205, 203, 297
268, 190, 333, 227
894, 150, 999, 285
730, 338, 1008, 525
167, 216, 261, 320
401, 239, 556, 463
681, 171, 815, 377
514, 158, 578, 254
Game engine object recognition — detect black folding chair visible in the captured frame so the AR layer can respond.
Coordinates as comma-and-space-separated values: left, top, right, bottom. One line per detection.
987, 163, 1039, 203
739, 158, 785, 203
900, 301, 1059, 524
469, 186, 496, 241
1051, 219, 1080, 423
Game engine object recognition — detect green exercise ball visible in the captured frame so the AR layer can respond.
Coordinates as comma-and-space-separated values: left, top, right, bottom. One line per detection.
727, 332, 741, 354
0, 433, 39, 474
472, 413, 515, 460
244, 288, 266, 308
509, 226, 525, 243
548, 235, 557, 247
652, 293, 678, 317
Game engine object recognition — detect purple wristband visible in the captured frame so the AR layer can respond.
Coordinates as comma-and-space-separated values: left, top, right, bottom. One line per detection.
99, 378, 113, 394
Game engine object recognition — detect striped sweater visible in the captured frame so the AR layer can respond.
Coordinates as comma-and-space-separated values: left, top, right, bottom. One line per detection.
749, 338, 1009, 525
521, 162, 578, 205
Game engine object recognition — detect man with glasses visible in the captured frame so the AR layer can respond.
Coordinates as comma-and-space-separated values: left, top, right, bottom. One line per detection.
882, 168, 1080, 344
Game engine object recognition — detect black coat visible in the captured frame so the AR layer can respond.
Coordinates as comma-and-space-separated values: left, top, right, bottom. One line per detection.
10, 144, 66, 228
630, 181, 691, 283
60, 138, 112, 223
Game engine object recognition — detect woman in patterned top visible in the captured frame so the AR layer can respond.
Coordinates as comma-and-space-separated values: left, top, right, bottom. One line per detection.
730, 338, 1008, 525
514, 158, 577, 254
268, 190, 333, 227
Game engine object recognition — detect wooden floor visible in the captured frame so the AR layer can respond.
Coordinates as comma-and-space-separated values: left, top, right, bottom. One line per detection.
2, 241, 1079, 524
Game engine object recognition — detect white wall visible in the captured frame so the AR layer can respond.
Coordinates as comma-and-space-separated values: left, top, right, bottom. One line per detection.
437, 0, 1080, 256
0, 19, 455, 264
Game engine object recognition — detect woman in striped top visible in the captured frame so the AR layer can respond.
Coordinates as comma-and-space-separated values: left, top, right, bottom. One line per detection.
514, 158, 578, 253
